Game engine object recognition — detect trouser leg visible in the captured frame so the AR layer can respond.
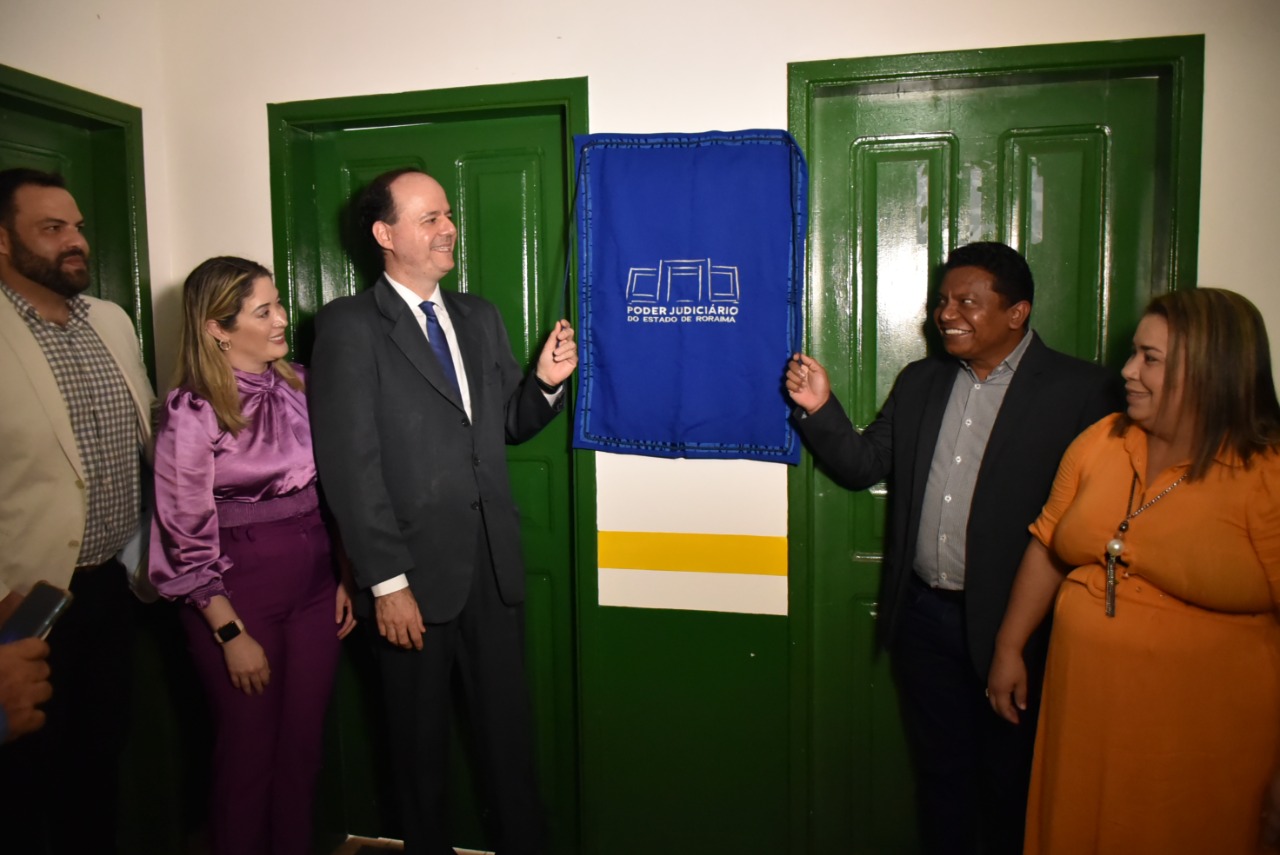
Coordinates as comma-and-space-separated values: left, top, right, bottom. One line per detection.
377, 603, 460, 855
892, 579, 1039, 855
268, 515, 342, 855
455, 521, 543, 855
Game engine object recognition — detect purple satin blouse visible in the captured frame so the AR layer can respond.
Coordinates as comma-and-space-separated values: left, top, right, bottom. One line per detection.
149, 365, 318, 607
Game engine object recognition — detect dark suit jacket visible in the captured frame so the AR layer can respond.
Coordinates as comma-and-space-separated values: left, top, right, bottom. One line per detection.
308, 276, 562, 623
793, 332, 1119, 676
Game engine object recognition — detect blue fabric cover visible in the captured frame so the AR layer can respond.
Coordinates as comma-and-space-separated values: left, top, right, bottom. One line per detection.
573, 130, 807, 463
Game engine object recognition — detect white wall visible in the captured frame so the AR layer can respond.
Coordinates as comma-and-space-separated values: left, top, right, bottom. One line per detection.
4, 0, 1278, 588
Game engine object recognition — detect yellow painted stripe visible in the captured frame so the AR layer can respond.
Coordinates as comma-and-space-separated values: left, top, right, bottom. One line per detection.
598, 531, 787, 576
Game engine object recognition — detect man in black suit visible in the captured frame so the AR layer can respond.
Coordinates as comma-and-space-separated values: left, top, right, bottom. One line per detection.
786, 242, 1118, 855
309, 167, 577, 855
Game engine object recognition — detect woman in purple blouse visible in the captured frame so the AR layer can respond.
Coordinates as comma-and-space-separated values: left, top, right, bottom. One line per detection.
150, 256, 355, 855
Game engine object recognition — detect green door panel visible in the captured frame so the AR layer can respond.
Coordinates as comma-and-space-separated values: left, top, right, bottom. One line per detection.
790, 37, 1202, 854
269, 79, 585, 854
0, 102, 94, 190
576, 608, 791, 855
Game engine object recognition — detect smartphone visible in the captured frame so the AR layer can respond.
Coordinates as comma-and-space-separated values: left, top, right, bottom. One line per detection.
0, 581, 73, 643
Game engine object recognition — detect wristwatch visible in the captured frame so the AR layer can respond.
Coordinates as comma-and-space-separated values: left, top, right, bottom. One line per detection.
213, 618, 245, 644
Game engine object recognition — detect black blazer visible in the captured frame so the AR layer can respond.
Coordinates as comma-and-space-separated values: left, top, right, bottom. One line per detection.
308, 276, 562, 623
793, 333, 1119, 676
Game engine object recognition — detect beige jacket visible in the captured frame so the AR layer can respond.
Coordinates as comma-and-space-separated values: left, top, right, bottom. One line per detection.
0, 293, 155, 599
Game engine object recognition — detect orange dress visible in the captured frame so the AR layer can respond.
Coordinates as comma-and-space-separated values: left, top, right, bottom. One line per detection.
1025, 415, 1280, 854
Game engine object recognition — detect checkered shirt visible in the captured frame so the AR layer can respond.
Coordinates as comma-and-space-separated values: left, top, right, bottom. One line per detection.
1, 282, 140, 567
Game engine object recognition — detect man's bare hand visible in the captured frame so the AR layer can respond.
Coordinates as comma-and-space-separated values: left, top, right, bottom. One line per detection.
0, 638, 52, 742
535, 320, 578, 389
786, 353, 831, 415
375, 587, 426, 651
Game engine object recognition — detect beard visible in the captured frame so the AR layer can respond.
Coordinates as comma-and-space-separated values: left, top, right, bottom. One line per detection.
8, 232, 91, 298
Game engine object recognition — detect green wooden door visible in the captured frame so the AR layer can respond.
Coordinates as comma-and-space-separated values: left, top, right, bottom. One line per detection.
270, 80, 584, 854
788, 38, 1202, 853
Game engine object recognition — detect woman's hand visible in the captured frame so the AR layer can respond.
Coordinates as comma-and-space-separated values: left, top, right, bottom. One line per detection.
987, 643, 1028, 725
222, 633, 270, 696
335, 581, 357, 640
1262, 769, 1280, 850
986, 539, 1068, 725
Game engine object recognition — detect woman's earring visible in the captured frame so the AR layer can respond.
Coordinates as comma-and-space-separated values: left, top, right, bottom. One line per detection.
217, 339, 231, 352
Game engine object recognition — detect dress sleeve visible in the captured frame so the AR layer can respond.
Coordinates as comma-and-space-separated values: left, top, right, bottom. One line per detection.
1029, 416, 1111, 550
148, 390, 232, 607
1246, 452, 1280, 611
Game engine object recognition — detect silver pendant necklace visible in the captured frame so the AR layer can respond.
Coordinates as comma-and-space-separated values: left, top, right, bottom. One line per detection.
1103, 472, 1187, 617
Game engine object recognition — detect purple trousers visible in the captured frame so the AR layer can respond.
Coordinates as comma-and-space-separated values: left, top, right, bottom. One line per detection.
181, 507, 341, 855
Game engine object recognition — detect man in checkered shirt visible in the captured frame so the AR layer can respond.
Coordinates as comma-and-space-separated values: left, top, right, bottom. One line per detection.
0, 168, 154, 855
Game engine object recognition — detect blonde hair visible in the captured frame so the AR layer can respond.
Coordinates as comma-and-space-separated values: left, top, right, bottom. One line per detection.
172, 256, 302, 434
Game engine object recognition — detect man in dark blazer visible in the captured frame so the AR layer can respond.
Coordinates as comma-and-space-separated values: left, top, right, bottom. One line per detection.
786, 242, 1118, 855
309, 168, 577, 855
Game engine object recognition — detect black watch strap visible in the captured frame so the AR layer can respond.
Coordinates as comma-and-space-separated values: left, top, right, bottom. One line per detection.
213, 619, 244, 644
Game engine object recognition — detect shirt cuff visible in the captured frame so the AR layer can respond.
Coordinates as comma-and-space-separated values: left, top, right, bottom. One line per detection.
187, 581, 230, 611
371, 574, 410, 597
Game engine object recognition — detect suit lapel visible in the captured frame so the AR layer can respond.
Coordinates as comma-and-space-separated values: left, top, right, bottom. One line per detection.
375, 277, 466, 413
0, 295, 85, 478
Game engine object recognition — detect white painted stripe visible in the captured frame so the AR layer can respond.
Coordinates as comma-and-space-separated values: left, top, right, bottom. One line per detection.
598, 567, 788, 616
596, 452, 789, 536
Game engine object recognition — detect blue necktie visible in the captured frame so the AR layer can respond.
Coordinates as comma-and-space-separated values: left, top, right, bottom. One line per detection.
420, 300, 461, 397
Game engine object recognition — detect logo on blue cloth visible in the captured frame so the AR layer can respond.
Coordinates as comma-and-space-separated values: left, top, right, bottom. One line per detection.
624, 257, 740, 324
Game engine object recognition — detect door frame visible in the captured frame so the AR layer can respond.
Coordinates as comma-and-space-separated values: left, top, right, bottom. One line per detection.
786, 36, 1203, 853
0, 62, 155, 376
266, 76, 593, 853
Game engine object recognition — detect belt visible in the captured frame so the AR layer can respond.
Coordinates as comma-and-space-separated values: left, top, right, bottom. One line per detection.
216, 483, 320, 528
912, 574, 965, 605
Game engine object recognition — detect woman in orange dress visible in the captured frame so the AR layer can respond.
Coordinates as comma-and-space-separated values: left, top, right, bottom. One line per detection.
987, 288, 1280, 854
